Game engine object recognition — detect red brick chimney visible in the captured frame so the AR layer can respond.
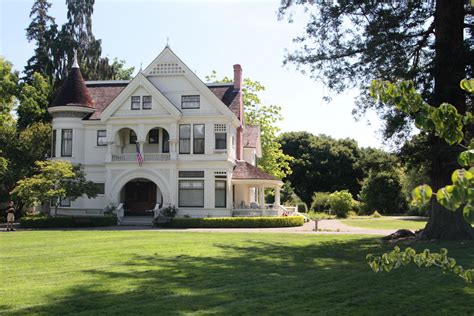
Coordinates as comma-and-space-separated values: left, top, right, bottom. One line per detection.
234, 64, 244, 160
233, 64, 242, 90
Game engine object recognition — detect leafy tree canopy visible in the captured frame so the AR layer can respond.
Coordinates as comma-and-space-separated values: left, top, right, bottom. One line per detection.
11, 160, 99, 215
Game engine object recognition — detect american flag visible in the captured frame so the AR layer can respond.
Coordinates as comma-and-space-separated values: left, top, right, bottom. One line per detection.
136, 143, 144, 167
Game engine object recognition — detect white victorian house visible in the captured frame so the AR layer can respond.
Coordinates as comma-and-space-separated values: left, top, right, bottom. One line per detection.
48, 46, 285, 224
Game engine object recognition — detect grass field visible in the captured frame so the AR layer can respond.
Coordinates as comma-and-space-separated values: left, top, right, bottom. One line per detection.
341, 218, 428, 230
1, 231, 473, 315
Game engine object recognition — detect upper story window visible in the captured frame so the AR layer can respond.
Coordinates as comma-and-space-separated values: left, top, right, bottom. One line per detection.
129, 130, 137, 144
148, 129, 159, 144
131, 96, 141, 110
179, 125, 191, 154
97, 130, 107, 146
214, 124, 227, 150
142, 96, 152, 109
61, 129, 73, 157
193, 124, 205, 154
181, 95, 200, 109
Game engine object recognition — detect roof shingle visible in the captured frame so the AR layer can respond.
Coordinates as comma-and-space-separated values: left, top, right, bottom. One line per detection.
232, 161, 277, 181
51, 68, 94, 108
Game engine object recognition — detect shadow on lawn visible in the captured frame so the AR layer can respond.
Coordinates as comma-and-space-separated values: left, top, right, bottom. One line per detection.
9, 237, 474, 315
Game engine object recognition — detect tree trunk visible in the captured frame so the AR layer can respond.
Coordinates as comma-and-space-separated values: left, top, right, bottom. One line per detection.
422, 0, 474, 240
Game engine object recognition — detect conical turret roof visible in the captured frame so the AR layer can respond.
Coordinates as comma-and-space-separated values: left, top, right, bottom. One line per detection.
50, 54, 94, 108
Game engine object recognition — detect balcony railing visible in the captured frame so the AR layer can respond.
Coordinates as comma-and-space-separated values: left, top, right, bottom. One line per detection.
111, 153, 171, 162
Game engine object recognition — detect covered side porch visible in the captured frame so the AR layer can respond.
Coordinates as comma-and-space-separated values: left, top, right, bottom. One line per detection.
231, 161, 291, 217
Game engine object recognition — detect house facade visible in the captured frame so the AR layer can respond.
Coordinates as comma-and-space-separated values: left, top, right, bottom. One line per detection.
48, 47, 284, 221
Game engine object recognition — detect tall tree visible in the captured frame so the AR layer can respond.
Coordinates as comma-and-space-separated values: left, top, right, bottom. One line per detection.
17, 72, 52, 130
24, 0, 56, 83
279, 0, 473, 239
0, 57, 19, 125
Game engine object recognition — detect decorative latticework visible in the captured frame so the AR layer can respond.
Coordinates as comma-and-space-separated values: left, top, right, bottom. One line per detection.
149, 63, 185, 75
214, 124, 227, 132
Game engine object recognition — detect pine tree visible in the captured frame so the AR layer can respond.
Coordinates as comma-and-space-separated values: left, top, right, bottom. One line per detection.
24, 0, 56, 83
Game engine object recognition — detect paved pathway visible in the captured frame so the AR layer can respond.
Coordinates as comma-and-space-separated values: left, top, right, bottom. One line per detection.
2, 219, 402, 236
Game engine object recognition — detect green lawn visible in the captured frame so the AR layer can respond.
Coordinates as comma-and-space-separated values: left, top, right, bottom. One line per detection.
341, 218, 428, 230
1, 231, 473, 315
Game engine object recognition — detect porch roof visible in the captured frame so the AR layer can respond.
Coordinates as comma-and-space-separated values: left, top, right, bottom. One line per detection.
232, 161, 283, 186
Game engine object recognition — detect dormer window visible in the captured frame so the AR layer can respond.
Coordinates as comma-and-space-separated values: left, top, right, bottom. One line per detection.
142, 96, 152, 109
181, 95, 200, 109
131, 96, 140, 110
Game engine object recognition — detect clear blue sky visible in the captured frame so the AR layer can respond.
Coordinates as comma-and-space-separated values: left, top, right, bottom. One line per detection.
0, 0, 384, 148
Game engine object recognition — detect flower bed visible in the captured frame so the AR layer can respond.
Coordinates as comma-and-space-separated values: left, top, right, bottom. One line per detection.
20, 215, 117, 228
163, 216, 304, 228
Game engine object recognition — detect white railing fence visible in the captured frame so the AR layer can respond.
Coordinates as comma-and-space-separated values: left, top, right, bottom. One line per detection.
111, 153, 171, 162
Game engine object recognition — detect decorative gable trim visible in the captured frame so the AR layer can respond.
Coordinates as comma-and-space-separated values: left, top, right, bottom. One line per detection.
144, 47, 241, 127
100, 72, 182, 121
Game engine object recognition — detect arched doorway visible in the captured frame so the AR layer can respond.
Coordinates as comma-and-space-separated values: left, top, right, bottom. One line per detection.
120, 178, 163, 216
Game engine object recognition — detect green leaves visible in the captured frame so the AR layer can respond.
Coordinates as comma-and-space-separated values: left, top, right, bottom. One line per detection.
458, 150, 474, 168
370, 80, 470, 145
412, 184, 432, 206
460, 79, 474, 93
367, 247, 474, 284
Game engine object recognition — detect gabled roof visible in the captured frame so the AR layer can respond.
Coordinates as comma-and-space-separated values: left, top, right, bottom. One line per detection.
51, 67, 94, 108
232, 161, 277, 181
99, 72, 182, 121
143, 46, 241, 124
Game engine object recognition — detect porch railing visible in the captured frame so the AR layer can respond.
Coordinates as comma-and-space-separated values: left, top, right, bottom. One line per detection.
111, 153, 171, 162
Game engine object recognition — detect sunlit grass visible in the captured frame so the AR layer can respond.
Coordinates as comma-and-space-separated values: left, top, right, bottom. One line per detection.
0, 231, 473, 314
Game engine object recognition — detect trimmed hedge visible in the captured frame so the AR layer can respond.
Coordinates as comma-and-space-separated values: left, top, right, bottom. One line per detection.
20, 216, 117, 228
164, 216, 305, 228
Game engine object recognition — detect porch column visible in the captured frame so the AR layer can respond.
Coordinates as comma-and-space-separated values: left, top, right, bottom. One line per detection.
106, 141, 114, 162
274, 186, 281, 208
258, 185, 265, 207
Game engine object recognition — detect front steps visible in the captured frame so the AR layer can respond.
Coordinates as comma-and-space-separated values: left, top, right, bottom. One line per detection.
119, 216, 154, 226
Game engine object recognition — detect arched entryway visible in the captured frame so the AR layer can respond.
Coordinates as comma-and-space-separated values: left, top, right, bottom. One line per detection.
120, 178, 163, 216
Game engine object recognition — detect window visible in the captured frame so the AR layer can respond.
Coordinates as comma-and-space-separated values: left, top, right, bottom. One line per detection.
59, 197, 71, 207
215, 180, 226, 208
131, 96, 140, 110
129, 130, 137, 144
148, 129, 159, 144
162, 129, 170, 153
215, 133, 226, 150
179, 125, 191, 154
214, 124, 227, 150
61, 129, 73, 157
179, 171, 205, 178
181, 95, 200, 109
94, 183, 105, 194
52, 129, 56, 157
193, 124, 205, 154
97, 130, 107, 146
179, 180, 204, 207
142, 95, 152, 109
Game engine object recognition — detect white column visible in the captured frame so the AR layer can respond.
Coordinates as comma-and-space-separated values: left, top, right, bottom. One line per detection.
258, 185, 265, 207
275, 186, 281, 208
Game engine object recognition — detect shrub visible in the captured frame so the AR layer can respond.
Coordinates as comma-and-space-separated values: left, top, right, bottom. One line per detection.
163, 216, 304, 228
371, 210, 382, 218
310, 192, 331, 212
347, 210, 358, 218
329, 190, 353, 218
297, 203, 308, 213
359, 171, 407, 215
306, 211, 336, 220
20, 215, 117, 228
